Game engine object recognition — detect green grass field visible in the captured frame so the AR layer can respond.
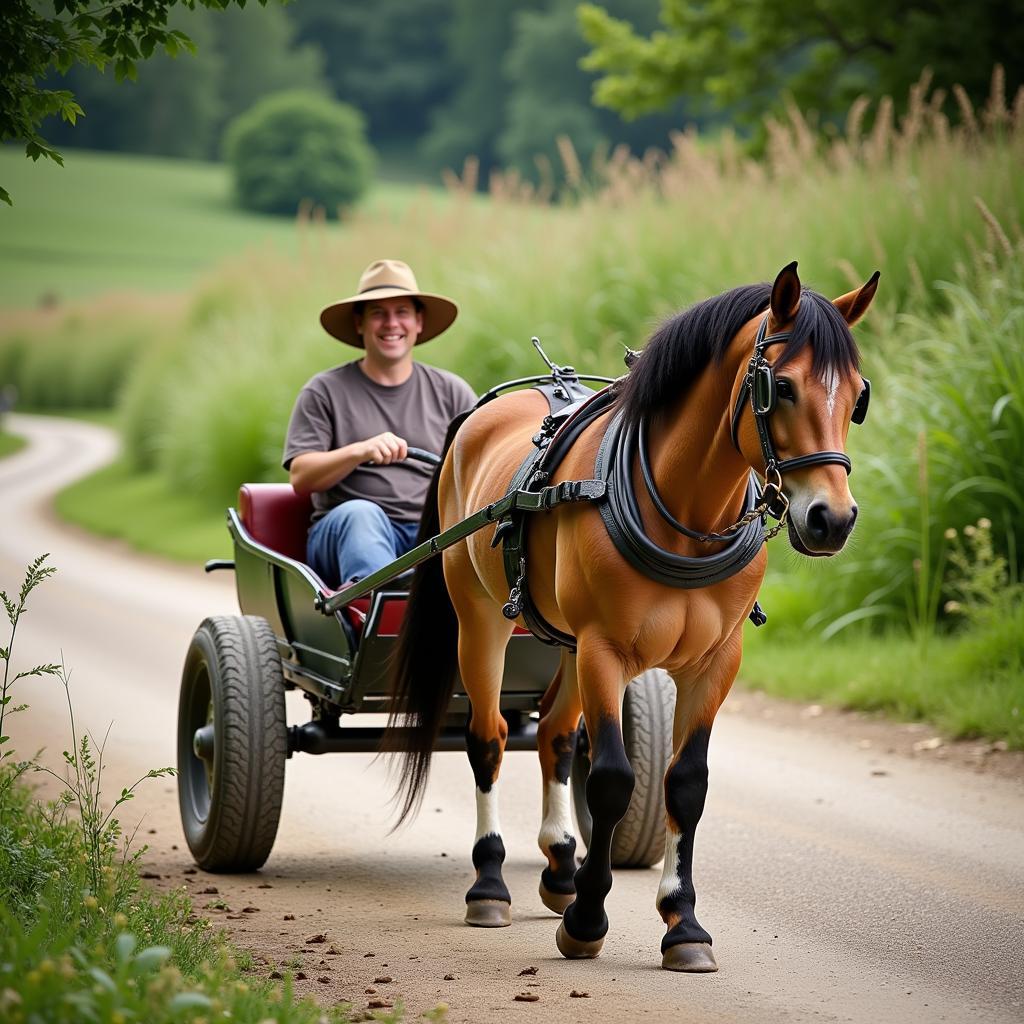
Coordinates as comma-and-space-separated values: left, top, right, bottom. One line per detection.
0, 429, 26, 459
0, 147, 443, 309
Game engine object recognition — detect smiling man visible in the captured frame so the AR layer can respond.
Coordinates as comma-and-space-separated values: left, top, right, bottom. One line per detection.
284, 259, 476, 589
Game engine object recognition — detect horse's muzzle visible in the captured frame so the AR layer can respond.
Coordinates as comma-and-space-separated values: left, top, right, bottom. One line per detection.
788, 501, 858, 556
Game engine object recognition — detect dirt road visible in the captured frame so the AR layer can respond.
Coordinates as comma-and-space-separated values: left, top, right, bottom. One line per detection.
3, 413, 1022, 1023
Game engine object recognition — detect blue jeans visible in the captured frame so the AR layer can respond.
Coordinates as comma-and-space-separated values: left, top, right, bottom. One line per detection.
307, 499, 420, 589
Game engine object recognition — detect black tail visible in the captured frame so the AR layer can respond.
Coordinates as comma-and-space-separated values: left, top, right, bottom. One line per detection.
386, 411, 472, 824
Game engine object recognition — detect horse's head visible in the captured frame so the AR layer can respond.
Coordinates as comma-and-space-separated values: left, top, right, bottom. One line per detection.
735, 262, 878, 556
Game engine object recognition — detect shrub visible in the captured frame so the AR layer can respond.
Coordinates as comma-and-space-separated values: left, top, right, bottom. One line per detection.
223, 89, 375, 217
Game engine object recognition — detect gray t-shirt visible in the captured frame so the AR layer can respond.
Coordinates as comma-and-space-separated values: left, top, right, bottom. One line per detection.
283, 360, 476, 523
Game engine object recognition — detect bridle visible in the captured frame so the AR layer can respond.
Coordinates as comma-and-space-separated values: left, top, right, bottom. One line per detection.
637, 313, 870, 544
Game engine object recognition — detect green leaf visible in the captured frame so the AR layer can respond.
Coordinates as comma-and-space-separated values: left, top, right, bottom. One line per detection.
115, 932, 137, 962
132, 946, 172, 973
168, 992, 213, 1012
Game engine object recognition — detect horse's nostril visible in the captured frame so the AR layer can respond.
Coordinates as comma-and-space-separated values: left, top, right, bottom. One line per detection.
807, 502, 830, 541
849, 505, 859, 527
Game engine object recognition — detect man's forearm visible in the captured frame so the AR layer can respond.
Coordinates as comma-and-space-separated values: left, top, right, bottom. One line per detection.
289, 445, 367, 496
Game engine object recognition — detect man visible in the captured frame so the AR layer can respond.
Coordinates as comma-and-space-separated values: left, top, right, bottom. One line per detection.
284, 259, 476, 588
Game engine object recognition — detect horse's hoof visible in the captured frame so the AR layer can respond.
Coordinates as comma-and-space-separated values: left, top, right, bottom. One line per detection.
538, 881, 575, 915
662, 943, 718, 973
555, 921, 604, 959
465, 900, 511, 928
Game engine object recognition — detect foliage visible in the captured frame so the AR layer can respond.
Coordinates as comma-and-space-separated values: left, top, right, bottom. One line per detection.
42, 3, 327, 161
0, 0, 277, 205
0, 556, 352, 1021
288, 0, 457, 148
0, 556, 60, 804
223, 89, 375, 217
578, 0, 1024, 128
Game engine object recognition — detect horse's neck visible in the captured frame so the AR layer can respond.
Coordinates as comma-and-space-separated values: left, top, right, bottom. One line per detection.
643, 357, 750, 541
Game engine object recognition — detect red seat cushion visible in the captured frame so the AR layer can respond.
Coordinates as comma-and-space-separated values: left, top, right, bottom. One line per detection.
238, 483, 312, 563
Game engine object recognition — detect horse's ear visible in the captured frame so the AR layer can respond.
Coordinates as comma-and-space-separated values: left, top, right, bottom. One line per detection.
832, 270, 880, 327
770, 261, 801, 328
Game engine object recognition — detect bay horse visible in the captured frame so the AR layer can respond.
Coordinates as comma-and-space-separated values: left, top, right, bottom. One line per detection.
386, 262, 877, 972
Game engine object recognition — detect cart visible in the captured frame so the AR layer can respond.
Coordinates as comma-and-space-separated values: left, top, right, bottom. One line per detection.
178, 385, 676, 876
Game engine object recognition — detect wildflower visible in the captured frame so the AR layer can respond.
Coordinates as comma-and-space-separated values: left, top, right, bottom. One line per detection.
114, 912, 129, 927
978, 517, 991, 529
944, 528, 957, 540
83, 895, 98, 910
26, 971, 41, 987
964, 525, 977, 537
38, 959, 54, 975
944, 600, 962, 613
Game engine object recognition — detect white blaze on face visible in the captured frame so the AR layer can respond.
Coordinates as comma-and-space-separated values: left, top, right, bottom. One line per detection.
820, 367, 840, 418
656, 829, 684, 909
538, 779, 574, 852
474, 783, 502, 843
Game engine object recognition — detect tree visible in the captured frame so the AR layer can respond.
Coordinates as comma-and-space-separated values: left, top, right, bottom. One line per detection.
0, 0, 275, 204
223, 90, 375, 217
578, 0, 1024, 126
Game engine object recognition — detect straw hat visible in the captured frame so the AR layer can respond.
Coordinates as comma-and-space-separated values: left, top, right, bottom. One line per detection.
319, 259, 459, 347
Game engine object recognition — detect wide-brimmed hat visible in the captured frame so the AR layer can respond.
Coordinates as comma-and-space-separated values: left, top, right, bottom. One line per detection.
319, 259, 459, 347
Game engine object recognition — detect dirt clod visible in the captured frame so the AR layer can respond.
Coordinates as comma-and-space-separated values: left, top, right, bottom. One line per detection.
242, 906, 260, 913
374, 975, 393, 984
317, 976, 329, 984
258, 882, 273, 888
570, 990, 590, 998
444, 974, 456, 981
368, 999, 393, 1009
514, 992, 540, 1002
199, 886, 219, 895
518, 966, 538, 976
305, 933, 327, 944
269, 971, 282, 980
183, 867, 197, 875
283, 914, 295, 921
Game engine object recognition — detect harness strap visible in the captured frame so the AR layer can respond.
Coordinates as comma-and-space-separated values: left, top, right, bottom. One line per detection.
596, 411, 768, 589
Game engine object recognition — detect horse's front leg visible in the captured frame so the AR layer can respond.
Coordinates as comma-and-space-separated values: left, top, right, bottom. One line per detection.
456, 594, 516, 928
556, 640, 634, 958
536, 650, 583, 915
657, 634, 742, 972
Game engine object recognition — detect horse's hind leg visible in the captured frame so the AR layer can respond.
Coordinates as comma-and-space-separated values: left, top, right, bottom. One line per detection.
556, 639, 634, 959
536, 650, 583, 915
453, 588, 516, 928
657, 637, 741, 973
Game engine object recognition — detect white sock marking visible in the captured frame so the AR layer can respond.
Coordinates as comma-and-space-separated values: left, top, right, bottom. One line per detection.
656, 829, 683, 909
474, 783, 502, 844
538, 779, 574, 852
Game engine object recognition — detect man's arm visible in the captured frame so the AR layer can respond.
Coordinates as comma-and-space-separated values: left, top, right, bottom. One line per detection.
289, 431, 408, 496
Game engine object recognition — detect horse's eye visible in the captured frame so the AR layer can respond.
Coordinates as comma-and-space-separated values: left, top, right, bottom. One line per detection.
776, 378, 795, 402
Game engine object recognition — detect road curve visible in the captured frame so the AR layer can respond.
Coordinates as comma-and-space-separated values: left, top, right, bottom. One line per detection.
2, 413, 1022, 1024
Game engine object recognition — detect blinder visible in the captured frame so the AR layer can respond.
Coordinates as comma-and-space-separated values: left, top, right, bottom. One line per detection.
852, 378, 871, 425
752, 363, 777, 416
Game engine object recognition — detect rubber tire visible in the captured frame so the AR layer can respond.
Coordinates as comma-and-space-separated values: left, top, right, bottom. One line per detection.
571, 668, 675, 869
178, 615, 287, 872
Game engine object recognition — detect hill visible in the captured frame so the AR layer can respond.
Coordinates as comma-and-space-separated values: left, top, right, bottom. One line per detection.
0, 147, 436, 310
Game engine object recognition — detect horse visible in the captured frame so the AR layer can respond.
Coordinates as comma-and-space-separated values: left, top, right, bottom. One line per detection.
385, 261, 878, 972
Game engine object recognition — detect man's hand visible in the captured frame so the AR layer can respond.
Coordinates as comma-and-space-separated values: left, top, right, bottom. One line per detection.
289, 433, 409, 495
360, 431, 408, 465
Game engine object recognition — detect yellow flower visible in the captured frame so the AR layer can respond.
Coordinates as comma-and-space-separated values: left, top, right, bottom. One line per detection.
26, 971, 40, 987
114, 912, 129, 927
83, 895, 98, 910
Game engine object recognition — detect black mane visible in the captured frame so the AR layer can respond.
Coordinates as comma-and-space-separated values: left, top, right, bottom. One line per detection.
617, 283, 860, 428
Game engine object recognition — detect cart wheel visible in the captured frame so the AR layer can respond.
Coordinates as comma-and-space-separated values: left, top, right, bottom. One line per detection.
571, 668, 675, 869
178, 615, 287, 872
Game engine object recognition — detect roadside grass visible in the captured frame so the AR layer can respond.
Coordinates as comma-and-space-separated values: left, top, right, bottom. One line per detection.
0, 146, 446, 309
0, 430, 25, 459
0, 559, 355, 1023
740, 624, 1024, 748
55, 457, 233, 564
